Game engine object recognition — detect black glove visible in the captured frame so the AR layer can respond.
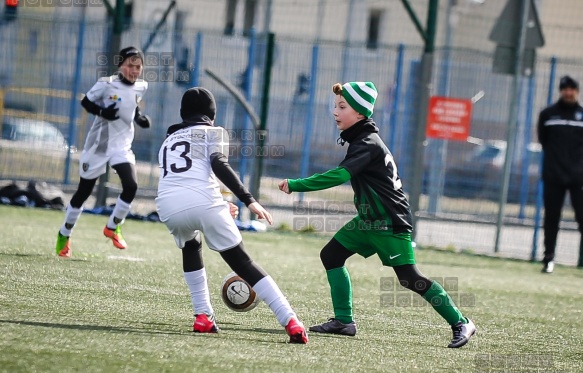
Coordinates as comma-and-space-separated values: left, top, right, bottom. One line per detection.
135, 114, 151, 128
100, 103, 119, 121
134, 108, 151, 128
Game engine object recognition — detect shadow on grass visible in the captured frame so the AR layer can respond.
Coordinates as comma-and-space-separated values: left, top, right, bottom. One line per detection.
0, 252, 117, 263
219, 325, 282, 335
0, 252, 49, 258
0, 319, 186, 336
0, 252, 93, 262
0, 319, 311, 344
300, 332, 358, 340
220, 324, 352, 341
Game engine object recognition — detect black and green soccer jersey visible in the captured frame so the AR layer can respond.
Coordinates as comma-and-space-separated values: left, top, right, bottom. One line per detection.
287, 119, 413, 234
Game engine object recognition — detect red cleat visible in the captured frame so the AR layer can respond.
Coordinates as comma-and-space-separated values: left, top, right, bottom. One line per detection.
193, 314, 219, 333
285, 318, 308, 344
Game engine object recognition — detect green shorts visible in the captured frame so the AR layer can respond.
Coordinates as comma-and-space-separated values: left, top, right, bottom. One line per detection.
333, 216, 416, 267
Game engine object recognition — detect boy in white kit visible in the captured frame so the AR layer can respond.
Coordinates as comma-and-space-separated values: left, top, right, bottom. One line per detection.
156, 87, 308, 344
55, 46, 150, 257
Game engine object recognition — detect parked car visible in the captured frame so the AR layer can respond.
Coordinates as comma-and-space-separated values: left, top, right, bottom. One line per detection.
442, 140, 542, 203
1, 117, 75, 153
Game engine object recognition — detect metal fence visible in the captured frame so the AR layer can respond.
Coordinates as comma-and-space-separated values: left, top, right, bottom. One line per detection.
1, 15, 582, 266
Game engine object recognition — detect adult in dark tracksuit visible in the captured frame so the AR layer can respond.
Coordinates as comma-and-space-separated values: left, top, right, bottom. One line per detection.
537, 75, 583, 273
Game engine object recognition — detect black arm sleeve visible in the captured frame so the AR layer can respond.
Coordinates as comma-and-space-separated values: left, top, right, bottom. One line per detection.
81, 96, 102, 116
210, 152, 256, 207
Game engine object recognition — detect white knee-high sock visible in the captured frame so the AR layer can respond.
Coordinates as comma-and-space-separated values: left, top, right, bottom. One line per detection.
59, 205, 83, 236
184, 269, 214, 316
253, 276, 297, 327
107, 197, 131, 229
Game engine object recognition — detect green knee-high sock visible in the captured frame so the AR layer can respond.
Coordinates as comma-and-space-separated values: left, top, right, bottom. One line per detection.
326, 266, 353, 324
422, 281, 465, 326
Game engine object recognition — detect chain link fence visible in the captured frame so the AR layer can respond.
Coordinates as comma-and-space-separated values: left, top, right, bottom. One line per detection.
1, 1, 582, 265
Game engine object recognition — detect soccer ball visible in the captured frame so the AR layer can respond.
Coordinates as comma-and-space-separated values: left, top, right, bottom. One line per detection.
221, 272, 260, 312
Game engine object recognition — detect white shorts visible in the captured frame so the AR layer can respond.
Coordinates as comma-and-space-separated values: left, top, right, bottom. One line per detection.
159, 202, 242, 251
79, 149, 136, 180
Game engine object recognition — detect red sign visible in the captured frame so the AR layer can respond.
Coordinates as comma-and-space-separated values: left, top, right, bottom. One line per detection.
426, 96, 473, 141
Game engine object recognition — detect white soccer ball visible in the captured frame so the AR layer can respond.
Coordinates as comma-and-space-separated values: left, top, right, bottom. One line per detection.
221, 272, 260, 312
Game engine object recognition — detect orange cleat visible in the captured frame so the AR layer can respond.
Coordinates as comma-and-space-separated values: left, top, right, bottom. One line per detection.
103, 225, 127, 249
56, 232, 71, 257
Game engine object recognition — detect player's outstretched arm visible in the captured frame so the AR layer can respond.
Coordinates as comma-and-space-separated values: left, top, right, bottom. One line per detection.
247, 202, 273, 225
278, 179, 291, 194
284, 167, 352, 193
210, 152, 256, 207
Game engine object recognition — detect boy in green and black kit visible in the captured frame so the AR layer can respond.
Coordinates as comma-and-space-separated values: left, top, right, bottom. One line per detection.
279, 81, 476, 348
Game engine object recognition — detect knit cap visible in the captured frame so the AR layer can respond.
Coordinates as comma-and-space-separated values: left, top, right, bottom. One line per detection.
180, 87, 216, 121
117, 46, 144, 67
340, 82, 378, 118
559, 75, 579, 91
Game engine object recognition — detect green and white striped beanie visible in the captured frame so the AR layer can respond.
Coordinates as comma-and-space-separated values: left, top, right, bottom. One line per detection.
341, 81, 378, 118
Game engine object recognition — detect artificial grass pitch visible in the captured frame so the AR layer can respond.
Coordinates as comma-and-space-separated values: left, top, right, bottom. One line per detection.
0, 205, 581, 372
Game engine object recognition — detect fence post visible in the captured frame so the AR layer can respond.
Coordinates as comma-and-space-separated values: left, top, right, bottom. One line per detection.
388, 43, 405, 152
407, 0, 438, 238
518, 74, 536, 219
249, 32, 275, 219
191, 32, 203, 87
237, 28, 257, 216
94, 0, 126, 208
531, 56, 557, 261
493, 0, 530, 253
298, 43, 320, 203
64, 9, 86, 185
427, 0, 455, 216
400, 60, 420, 183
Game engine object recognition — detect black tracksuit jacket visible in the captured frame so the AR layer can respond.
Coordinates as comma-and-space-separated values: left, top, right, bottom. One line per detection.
537, 99, 583, 186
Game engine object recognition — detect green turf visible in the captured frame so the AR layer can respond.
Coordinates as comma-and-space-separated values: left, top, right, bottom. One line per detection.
0, 205, 582, 372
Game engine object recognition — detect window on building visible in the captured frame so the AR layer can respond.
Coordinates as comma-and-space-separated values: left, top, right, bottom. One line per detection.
367, 9, 383, 50
224, 0, 238, 36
